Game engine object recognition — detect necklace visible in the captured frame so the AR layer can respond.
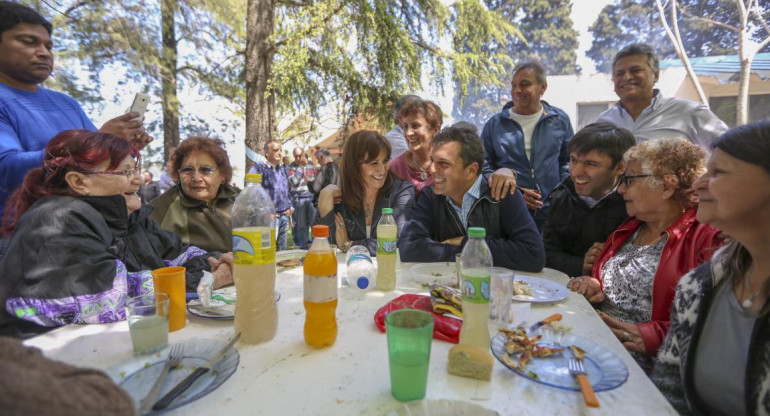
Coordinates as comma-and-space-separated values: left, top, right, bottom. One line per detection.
364, 202, 374, 218
742, 267, 761, 309
410, 152, 429, 181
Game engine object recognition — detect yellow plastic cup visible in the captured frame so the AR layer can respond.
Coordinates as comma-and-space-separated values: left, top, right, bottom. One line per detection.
152, 266, 186, 332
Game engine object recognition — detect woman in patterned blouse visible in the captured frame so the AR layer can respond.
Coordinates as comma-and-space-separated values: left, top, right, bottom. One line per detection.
567, 138, 723, 370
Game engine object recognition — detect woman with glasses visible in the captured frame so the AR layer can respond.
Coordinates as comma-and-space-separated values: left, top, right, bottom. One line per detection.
317, 130, 414, 256
567, 138, 722, 370
652, 120, 770, 415
0, 130, 232, 338
149, 137, 239, 253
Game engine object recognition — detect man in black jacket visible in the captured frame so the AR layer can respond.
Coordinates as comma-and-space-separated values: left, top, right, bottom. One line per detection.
543, 122, 635, 277
399, 123, 544, 272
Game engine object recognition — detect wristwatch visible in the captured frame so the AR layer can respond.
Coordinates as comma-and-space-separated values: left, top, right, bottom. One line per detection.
340, 241, 353, 253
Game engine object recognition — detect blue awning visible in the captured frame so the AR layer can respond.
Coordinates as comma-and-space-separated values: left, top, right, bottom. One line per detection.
660, 53, 770, 83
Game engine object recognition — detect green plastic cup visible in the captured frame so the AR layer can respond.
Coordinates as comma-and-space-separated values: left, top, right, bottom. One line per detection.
385, 309, 434, 402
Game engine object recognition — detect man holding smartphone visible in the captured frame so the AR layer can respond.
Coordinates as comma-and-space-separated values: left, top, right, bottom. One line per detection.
0, 2, 153, 218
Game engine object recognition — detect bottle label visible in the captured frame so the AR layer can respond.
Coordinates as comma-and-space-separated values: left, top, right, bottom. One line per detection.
462, 272, 490, 304
347, 253, 373, 266
232, 227, 276, 265
377, 237, 397, 254
304, 274, 338, 303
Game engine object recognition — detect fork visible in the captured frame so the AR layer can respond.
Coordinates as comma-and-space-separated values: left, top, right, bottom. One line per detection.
569, 357, 599, 408
139, 344, 184, 414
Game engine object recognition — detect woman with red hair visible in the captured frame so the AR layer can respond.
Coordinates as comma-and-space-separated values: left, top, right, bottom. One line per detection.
0, 130, 232, 338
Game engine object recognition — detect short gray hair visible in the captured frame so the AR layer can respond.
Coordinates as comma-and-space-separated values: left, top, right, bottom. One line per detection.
513, 60, 547, 85
613, 43, 660, 73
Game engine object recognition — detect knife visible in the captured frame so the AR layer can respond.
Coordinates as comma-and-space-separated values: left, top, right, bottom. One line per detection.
528, 313, 562, 335
152, 333, 241, 410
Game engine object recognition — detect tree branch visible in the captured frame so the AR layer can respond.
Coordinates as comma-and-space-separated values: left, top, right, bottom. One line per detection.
676, 3, 740, 33
271, 2, 345, 52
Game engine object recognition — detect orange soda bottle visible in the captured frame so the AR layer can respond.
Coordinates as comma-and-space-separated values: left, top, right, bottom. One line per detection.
303, 225, 338, 347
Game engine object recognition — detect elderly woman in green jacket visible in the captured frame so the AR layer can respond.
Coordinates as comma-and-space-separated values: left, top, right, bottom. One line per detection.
150, 137, 239, 253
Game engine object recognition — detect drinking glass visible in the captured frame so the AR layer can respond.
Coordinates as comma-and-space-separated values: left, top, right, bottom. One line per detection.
126, 293, 169, 355
386, 309, 434, 402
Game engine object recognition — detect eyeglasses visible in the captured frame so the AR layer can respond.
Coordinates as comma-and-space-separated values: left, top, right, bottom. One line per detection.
618, 173, 652, 187
79, 166, 142, 179
179, 166, 217, 177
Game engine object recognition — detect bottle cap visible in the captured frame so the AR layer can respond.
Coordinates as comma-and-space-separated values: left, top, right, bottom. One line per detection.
313, 225, 329, 237
245, 173, 262, 183
381, 208, 393, 214
468, 227, 486, 237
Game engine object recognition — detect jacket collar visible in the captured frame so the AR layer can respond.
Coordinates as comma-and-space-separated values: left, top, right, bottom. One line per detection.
78, 194, 130, 233
554, 177, 623, 208
177, 183, 239, 208
500, 100, 557, 120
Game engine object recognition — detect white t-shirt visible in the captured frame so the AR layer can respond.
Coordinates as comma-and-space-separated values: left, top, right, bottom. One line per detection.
510, 107, 544, 162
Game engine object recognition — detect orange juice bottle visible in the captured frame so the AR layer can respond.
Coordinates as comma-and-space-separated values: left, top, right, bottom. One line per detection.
303, 225, 338, 348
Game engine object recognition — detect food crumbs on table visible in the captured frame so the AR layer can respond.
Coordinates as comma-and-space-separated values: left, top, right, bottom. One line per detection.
119, 371, 126, 379
431, 272, 442, 277
527, 370, 540, 380
336, 398, 344, 404
143, 362, 151, 369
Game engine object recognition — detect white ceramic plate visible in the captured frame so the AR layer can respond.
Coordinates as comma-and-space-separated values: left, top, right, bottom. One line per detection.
409, 262, 458, 286
387, 399, 499, 416
187, 289, 280, 320
106, 337, 240, 414
512, 275, 569, 303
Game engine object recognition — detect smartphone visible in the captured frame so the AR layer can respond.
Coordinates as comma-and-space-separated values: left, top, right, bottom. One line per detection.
128, 93, 150, 122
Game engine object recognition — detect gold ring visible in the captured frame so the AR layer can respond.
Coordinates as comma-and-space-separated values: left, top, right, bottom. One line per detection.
622, 331, 631, 342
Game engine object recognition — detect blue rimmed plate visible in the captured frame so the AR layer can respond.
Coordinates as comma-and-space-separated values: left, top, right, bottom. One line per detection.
107, 337, 239, 414
491, 329, 629, 392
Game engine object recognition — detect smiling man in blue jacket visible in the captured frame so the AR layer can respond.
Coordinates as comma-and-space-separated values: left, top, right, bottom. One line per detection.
481, 60, 573, 231
399, 123, 545, 272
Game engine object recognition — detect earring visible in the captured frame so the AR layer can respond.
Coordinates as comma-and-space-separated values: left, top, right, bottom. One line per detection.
82, 190, 90, 196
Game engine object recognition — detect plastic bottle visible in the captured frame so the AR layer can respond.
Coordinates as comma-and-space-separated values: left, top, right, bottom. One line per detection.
231, 173, 277, 345
304, 225, 338, 348
376, 208, 398, 291
345, 245, 375, 293
459, 227, 493, 349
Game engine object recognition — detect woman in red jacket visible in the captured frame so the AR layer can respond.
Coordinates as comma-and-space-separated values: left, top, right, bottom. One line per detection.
567, 138, 722, 370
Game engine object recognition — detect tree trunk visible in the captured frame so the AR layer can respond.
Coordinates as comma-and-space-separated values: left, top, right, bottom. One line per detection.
245, 0, 275, 172
161, 0, 180, 162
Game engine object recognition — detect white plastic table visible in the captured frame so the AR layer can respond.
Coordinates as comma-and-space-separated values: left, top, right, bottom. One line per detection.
25, 259, 676, 415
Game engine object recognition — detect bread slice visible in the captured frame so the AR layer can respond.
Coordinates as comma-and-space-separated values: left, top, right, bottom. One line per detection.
447, 344, 493, 381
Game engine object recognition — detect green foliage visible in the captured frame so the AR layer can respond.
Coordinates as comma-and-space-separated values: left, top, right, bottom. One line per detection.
451, 0, 579, 128
588, 0, 769, 72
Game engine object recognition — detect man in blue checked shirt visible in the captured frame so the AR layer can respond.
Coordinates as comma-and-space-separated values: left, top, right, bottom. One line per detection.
398, 123, 545, 272
249, 140, 293, 250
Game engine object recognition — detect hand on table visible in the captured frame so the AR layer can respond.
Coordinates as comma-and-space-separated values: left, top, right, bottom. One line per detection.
582, 242, 605, 275
598, 311, 647, 354
521, 187, 543, 211
441, 236, 464, 247
489, 168, 517, 201
209, 253, 234, 289
566, 276, 604, 303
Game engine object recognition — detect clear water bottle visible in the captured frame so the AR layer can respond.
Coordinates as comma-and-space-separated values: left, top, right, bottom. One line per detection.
459, 227, 493, 349
231, 173, 277, 345
345, 245, 375, 293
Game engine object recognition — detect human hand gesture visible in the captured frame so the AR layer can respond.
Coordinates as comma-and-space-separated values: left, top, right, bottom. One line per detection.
582, 242, 605, 275
566, 276, 604, 303
489, 168, 517, 201
598, 311, 646, 354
